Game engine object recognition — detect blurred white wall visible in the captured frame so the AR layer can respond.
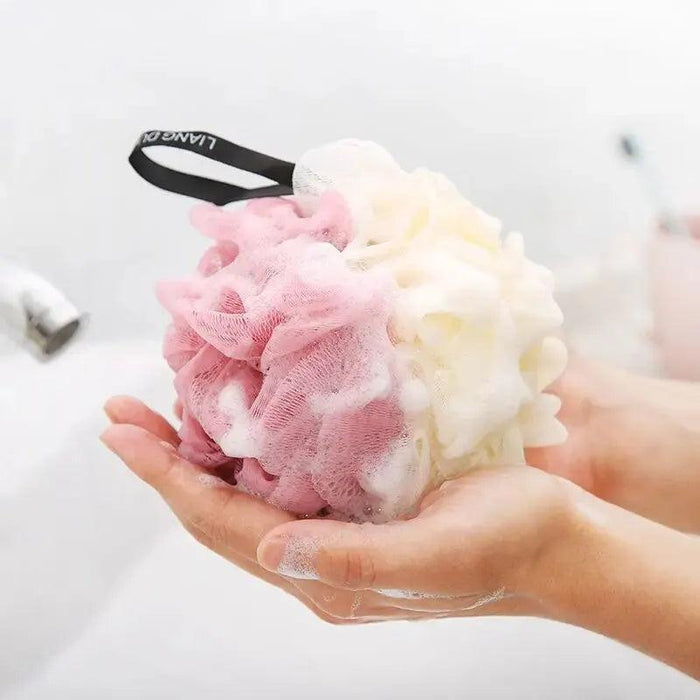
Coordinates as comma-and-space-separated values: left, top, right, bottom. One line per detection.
1, 0, 699, 339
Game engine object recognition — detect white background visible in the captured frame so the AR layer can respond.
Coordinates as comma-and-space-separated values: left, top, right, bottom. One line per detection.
1, 1, 699, 698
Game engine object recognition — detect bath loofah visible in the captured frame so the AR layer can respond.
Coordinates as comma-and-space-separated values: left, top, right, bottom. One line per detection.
157, 140, 567, 522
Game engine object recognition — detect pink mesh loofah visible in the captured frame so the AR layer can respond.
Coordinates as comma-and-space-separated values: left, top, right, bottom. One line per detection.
158, 193, 407, 520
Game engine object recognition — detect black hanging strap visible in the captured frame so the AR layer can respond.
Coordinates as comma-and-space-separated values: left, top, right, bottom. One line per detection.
129, 130, 295, 205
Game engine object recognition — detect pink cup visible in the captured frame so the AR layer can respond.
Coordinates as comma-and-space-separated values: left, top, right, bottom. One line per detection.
649, 216, 700, 380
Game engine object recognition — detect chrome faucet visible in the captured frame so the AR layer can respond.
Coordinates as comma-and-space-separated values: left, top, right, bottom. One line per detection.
0, 258, 83, 356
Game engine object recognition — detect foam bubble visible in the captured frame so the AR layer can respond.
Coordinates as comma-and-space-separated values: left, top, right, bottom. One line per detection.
350, 592, 363, 616
461, 587, 507, 611
398, 378, 430, 414
197, 473, 224, 487
276, 536, 320, 580
376, 588, 455, 600
321, 590, 337, 603
218, 383, 259, 457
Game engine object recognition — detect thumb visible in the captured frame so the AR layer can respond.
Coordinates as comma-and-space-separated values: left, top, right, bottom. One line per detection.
257, 518, 440, 591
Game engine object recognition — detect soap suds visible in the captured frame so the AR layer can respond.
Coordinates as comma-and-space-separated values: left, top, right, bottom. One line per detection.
276, 536, 321, 580
218, 383, 259, 457
376, 588, 455, 600
197, 473, 224, 487
461, 587, 507, 611
350, 592, 363, 616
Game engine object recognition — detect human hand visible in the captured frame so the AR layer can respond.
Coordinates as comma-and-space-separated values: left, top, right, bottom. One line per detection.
525, 356, 602, 493
527, 357, 700, 533
101, 395, 700, 678
101, 396, 576, 623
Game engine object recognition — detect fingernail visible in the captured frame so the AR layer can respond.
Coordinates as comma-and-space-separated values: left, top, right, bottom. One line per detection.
103, 397, 128, 423
258, 534, 288, 571
258, 535, 319, 580
103, 401, 118, 422
99, 424, 120, 453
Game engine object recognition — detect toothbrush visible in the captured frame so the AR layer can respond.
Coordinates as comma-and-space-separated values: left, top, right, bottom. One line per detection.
619, 133, 691, 237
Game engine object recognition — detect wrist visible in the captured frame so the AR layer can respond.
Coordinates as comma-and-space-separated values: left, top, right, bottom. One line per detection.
516, 477, 598, 607
507, 473, 597, 609
527, 485, 700, 676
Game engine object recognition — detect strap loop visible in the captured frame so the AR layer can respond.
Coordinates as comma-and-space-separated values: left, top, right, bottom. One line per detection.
129, 130, 295, 205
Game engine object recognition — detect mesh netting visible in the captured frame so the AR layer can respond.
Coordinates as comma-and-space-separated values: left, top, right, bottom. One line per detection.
158, 140, 567, 522
159, 193, 418, 520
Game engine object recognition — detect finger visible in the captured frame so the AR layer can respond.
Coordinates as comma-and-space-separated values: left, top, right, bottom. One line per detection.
393, 596, 539, 621
214, 539, 356, 625
100, 408, 521, 623
296, 578, 541, 621
100, 422, 358, 623
298, 582, 493, 618
290, 582, 431, 622
257, 518, 440, 591
367, 589, 544, 618
417, 478, 458, 513
104, 395, 180, 447
174, 399, 183, 421
214, 552, 395, 626
99, 417, 403, 625
295, 582, 529, 621
362, 588, 504, 614
448, 593, 546, 618
100, 423, 294, 560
